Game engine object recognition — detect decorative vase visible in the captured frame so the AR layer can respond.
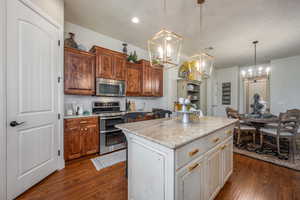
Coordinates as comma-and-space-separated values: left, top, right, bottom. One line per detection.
122, 43, 128, 55
65, 32, 78, 49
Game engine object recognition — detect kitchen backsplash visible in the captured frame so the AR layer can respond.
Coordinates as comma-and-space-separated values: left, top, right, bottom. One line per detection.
64, 95, 163, 115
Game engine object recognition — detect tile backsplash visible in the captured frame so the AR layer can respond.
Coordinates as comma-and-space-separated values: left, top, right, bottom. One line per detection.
64, 95, 164, 115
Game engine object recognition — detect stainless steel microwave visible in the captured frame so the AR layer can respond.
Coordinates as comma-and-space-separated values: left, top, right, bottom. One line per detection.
96, 78, 125, 97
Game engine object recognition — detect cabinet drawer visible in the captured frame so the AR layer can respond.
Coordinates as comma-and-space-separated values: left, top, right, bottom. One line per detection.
65, 117, 98, 129
175, 125, 234, 170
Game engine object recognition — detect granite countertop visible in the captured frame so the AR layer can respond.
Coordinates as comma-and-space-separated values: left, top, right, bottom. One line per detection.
116, 117, 238, 149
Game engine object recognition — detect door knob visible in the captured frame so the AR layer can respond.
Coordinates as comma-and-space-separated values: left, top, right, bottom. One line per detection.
10, 121, 25, 127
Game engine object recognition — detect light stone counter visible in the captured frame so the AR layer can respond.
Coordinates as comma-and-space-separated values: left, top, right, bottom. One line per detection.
116, 116, 238, 149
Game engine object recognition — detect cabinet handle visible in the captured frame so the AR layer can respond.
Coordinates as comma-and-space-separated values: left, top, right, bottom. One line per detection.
80, 121, 88, 124
188, 163, 199, 172
213, 138, 220, 143
221, 145, 227, 150
226, 130, 233, 135
68, 127, 77, 131
188, 149, 199, 157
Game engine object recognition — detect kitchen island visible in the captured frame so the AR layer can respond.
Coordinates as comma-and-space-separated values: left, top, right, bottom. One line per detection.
117, 117, 238, 200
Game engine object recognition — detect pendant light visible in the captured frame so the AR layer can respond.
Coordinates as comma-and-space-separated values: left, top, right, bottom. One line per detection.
148, 0, 183, 66
241, 41, 271, 79
188, 0, 214, 81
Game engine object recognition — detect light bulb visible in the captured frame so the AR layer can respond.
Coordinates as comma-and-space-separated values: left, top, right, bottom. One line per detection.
158, 46, 163, 59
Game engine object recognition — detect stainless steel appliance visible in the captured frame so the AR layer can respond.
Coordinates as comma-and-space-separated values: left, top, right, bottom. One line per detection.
96, 78, 125, 97
92, 101, 126, 154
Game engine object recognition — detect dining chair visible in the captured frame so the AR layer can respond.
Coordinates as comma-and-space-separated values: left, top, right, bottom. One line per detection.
226, 107, 256, 146
260, 112, 300, 162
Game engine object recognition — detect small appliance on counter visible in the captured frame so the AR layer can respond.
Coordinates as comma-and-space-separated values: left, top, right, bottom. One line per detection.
92, 101, 126, 155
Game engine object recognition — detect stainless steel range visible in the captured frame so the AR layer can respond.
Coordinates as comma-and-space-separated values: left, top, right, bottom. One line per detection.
92, 101, 126, 154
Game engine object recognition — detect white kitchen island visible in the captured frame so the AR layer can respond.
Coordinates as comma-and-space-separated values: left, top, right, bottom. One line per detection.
117, 117, 238, 200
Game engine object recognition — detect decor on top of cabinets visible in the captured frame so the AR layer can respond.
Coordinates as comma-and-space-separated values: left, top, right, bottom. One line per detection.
90, 46, 126, 81
122, 43, 128, 55
64, 32, 78, 49
127, 51, 138, 63
148, 0, 183, 67
64, 47, 95, 95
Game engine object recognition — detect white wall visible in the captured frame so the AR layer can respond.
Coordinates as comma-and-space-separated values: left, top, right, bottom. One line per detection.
270, 56, 300, 115
30, 0, 64, 26
211, 66, 240, 116
0, 0, 6, 198
64, 22, 173, 112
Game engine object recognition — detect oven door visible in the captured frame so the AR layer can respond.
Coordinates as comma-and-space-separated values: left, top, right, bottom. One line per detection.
96, 78, 125, 97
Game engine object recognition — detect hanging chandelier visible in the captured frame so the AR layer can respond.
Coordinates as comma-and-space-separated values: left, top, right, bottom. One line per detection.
188, 0, 214, 81
241, 41, 271, 79
148, 0, 183, 66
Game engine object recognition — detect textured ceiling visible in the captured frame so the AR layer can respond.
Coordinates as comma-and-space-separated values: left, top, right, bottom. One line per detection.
65, 0, 300, 68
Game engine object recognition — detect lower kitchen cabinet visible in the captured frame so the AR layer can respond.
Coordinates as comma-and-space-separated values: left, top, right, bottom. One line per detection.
64, 117, 99, 161
176, 156, 206, 200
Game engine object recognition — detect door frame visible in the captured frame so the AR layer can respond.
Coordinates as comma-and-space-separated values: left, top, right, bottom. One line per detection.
1, 0, 64, 199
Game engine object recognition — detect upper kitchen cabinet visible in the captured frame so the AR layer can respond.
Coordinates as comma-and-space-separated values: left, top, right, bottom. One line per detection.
90, 46, 126, 81
151, 66, 163, 97
64, 47, 95, 95
140, 60, 152, 96
126, 62, 142, 96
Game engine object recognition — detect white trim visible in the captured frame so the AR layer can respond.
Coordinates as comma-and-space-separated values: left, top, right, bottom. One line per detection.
0, 0, 7, 199
2, 0, 64, 198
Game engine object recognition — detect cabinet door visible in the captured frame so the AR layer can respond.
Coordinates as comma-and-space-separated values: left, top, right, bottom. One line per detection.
206, 146, 222, 200
96, 51, 114, 79
64, 126, 82, 161
221, 138, 233, 185
176, 157, 205, 200
126, 64, 142, 96
142, 62, 152, 96
114, 54, 126, 80
64, 48, 95, 95
82, 124, 99, 156
152, 67, 163, 97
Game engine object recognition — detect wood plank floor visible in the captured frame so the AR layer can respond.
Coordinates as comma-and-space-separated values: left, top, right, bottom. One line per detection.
18, 154, 300, 200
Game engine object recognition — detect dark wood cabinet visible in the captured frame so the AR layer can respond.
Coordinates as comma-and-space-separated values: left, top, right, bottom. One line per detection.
152, 66, 163, 97
91, 46, 126, 81
126, 62, 142, 96
64, 117, 99, 161
64, 47, 95, 95
141, 60, 153, 96
126, 60, 163, 97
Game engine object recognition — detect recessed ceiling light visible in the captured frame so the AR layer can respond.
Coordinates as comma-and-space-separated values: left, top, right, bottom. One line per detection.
131, 17, 139, 24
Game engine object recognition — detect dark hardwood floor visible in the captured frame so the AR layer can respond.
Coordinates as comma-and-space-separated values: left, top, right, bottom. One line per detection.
18, 154, 300, 200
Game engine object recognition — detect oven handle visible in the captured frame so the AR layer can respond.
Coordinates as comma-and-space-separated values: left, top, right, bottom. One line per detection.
100, 116, 124, 120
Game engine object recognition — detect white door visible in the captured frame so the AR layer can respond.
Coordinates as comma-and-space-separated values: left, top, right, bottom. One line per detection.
176, 156, 205, 200
6, 0, 59, 199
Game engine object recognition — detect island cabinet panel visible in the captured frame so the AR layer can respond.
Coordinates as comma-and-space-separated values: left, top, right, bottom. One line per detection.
64, 117, 99, 161
126, 62, 142, 96
176, 156, 206, 200
205, 146, 222, 200
221, 138, 233, 185
91, 46, 126, 80
64, 47, 95, 95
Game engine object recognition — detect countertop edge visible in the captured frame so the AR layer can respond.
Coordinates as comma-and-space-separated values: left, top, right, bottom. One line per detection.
117, 119, 238, 149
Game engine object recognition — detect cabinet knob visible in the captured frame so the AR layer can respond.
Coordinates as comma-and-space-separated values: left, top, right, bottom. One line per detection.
80, 121, 88, 124
188, 163, 199, 172
188, 149, 199, 157
213, 137, 220, 143
221, 145, 227, 150
85, 128, 88, 131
